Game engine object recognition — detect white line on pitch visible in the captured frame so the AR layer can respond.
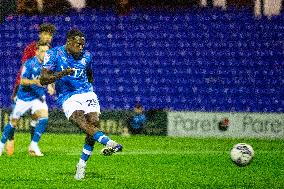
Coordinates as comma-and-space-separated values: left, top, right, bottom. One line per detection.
63, 150, 283, 156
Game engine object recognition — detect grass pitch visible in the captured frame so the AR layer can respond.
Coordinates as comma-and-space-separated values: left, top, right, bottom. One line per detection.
0, 133, 283, 188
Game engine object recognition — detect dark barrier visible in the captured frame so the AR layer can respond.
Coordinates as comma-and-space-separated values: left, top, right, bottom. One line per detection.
144, 109, 168, 135
0, 109, 167, 135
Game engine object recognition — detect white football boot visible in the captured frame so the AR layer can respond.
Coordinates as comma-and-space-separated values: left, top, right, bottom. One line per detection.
74, 162, 86, 180
28, 143, 44, 157
0, 142, 4, 156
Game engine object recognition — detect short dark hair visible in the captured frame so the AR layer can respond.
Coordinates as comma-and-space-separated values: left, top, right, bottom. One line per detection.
67, 28, 85, 40
39, 23, 56, 35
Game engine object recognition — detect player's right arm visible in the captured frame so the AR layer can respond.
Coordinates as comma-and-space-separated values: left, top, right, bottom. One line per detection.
40, 49, 74, 85
20, 78, 41, 86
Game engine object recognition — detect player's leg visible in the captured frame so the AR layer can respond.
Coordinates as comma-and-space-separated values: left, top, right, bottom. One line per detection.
28, 100, 48, 157
0, 99, 30, 156
5, 139, 14, 156
63, 92, 122, 180
85, 112, 123, 155
30, 114, 38, 141
63, 93, 100, 143
82, 92, 122, 153
0, 118, 18, 156
70, 111, 121, 180
6, 129, 15, 156
68, 110, 95, 180
6, 117, 38, 156
6, 99, 16, 155
75, 134, 95, 180
6, 116, 37, 156
68, 110, 122, 155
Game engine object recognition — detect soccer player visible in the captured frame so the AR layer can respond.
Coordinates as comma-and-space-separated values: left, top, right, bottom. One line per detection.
0, 42, 53, 157
40, 28, 123, 180
7, 23, 56, 155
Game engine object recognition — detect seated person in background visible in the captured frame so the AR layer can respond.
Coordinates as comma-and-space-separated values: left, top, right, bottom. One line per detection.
42, 0, 72, 14
128, 103, 147, 135
115, 0, 132, 15
17, 0, 40, 15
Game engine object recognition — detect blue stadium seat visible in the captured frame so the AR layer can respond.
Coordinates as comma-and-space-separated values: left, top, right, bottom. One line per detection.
0, 9, 283, 112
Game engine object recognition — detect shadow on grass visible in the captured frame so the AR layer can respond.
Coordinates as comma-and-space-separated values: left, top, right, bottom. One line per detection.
64, 170, 116, 181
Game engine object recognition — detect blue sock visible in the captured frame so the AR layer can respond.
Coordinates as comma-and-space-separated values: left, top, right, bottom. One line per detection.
93, 131, 111, 145
80, 144, 94, 163
32, 118, 48, 143
1, 123, 15, 144
8, 127, 15, 140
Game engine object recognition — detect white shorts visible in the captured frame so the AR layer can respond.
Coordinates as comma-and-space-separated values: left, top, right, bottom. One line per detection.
11, 98, 48, 119
62, 92, 100, 120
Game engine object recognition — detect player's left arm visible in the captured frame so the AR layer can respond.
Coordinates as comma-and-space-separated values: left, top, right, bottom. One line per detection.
86, 65, 94, 83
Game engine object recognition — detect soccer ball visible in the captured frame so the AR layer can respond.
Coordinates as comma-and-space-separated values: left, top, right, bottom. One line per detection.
230, 143, 254, 166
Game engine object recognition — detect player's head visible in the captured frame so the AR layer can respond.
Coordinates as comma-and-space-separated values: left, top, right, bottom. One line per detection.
66, 28, 85, 59
134, 103, 143, 113
39, 23, 56, 44
36, 41, 50, 62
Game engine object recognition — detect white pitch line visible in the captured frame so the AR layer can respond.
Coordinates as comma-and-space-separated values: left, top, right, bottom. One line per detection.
64, 150, 283, 156
11, 149, 283, 156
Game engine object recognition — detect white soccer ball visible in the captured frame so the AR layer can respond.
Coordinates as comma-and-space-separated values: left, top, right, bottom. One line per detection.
230, 143, 254, 166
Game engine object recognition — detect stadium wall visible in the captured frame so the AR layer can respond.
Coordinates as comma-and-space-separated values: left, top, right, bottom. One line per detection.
168, 111, 284, 138
0, 108, 167, 135
1, 108, 283, 138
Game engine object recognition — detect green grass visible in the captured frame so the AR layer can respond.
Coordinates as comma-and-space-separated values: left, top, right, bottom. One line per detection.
0, 133, 283, 188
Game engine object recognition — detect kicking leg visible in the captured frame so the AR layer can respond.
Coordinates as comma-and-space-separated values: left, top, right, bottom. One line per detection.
69, 111, 122, 156
86, 112, 122, 155
70, 110, 123, 180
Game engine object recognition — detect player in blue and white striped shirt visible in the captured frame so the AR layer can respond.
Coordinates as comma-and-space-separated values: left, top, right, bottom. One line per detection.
40, 28, 123, 180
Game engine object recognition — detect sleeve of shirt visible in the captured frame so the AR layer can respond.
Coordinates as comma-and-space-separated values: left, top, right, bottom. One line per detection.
21, 43, 36, 63
14, 66, 23, 86
42, 49, 57, 72
85, 51, 94, 84
86, 51, 93, 71
11, 66, 23, 98
21, 60, 32, 79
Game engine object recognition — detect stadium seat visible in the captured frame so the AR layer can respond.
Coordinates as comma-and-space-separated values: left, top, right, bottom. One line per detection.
0, 8, 283, 112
